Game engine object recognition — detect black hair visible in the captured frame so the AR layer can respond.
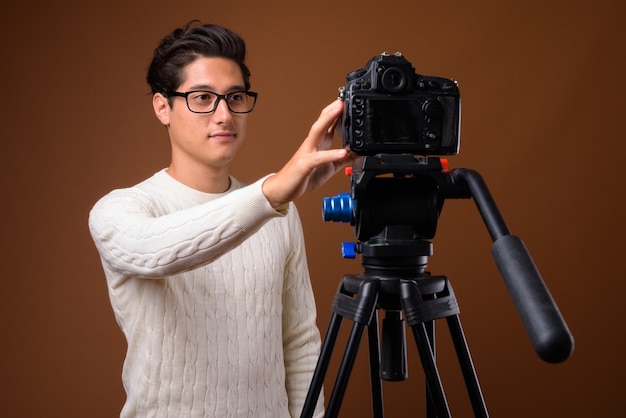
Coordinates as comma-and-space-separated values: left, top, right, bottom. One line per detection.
146, 21, 251, 97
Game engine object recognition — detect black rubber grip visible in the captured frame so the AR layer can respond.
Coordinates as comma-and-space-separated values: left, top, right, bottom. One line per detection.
492, 235, 574, 363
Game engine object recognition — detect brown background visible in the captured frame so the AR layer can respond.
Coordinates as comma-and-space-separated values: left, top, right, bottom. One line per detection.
1, 0, 624, 416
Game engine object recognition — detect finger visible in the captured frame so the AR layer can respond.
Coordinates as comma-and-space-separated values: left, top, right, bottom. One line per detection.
322, 98, 344, 118
311, 148, 349, 166
317, 128, 335, 151
326, 105, 342, 134
305, 100, 344, 147
295, 147, 348, 176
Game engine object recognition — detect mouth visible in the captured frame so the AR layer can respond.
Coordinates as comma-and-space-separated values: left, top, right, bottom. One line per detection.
209, 131, 236, 141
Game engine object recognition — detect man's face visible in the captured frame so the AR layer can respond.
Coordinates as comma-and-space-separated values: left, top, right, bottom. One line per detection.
155, 56, 250, 172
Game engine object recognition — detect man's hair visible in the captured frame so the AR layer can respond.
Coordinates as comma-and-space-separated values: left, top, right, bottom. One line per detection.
147, 21, 251, 97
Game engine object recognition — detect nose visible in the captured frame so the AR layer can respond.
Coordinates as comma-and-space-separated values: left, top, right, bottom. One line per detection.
212, 97, 233, 123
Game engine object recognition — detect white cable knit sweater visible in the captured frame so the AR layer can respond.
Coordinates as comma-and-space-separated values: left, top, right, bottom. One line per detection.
88, 169, 324, 418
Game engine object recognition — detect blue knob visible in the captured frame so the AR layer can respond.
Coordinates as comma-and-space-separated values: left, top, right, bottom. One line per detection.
341, 242, 357, 259
322, 193, 353, 223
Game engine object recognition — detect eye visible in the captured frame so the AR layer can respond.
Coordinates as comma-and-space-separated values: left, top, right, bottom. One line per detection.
186, 91, 214, 104
228, 92, 245, 102
193, 92, 214, 102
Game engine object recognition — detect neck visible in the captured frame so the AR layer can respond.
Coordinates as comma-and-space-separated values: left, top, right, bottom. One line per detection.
166, 162, 231, 193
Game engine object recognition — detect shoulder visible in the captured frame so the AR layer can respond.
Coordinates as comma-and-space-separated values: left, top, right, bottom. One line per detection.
89, 172, 166, 224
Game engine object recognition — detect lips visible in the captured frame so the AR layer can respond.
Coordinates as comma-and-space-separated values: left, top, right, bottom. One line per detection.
209, 131, 236, 141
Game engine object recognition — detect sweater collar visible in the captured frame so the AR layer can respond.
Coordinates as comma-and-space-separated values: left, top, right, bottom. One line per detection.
154, 168, 242, 204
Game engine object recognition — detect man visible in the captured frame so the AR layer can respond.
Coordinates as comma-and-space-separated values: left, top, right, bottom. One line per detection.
88, 22, 352, 417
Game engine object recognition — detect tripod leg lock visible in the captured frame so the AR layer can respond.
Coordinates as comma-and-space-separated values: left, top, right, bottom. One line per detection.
400, 277, 460, 325
332, 276, 379, 324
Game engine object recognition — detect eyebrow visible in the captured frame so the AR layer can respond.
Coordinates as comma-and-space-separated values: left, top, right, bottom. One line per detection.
186, 84, 247, 92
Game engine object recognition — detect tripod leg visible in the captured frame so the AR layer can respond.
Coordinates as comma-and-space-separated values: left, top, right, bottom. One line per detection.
325, 320, 368, 417
400, 279, 452, 418
367, 311, 384, 418
325, 279, 379, 418
301, 313, 343, 418
447, 315, 489, 418
424, 321, 436, 418
409, 321, 451, 418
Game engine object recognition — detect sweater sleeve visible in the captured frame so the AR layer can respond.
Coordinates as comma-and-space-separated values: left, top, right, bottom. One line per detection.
281, 206, 325, 418
88, 176, 283, 278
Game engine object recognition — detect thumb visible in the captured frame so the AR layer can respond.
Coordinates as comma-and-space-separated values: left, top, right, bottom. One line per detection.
316, 148, 349, 165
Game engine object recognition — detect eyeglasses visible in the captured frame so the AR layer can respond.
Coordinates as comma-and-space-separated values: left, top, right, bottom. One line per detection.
167, 90, 258, 114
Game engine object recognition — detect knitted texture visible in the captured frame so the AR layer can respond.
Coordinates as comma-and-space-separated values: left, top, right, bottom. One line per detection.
89, 170, 324, 417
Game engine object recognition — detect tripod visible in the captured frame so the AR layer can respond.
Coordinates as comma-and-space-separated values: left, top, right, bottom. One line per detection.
300, 155, 573, 418
300, 233, 487, 418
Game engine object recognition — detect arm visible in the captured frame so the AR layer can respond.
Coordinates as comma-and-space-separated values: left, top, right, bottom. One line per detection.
90, 100, 351, 279
89, 176, 281, 277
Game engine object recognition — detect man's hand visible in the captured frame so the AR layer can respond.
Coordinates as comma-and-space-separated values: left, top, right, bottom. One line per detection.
262, 100, 354, 210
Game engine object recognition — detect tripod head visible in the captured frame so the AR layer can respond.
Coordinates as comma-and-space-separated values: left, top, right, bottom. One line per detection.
324, 155, 447, 274
323, 153, 574, 363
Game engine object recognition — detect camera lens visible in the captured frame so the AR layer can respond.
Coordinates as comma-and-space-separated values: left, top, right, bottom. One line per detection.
381, 67, 407, 93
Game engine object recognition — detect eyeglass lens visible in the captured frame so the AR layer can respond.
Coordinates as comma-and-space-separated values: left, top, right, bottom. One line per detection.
186, 91, 255, 113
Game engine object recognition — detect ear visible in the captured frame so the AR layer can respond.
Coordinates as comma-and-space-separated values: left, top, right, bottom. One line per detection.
152, 93, 171, 126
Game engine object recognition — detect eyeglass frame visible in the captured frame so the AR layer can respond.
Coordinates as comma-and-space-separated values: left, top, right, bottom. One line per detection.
166, 90, 259, 114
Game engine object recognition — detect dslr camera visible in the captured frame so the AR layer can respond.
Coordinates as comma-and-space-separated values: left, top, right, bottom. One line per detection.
339, 52, 461, 156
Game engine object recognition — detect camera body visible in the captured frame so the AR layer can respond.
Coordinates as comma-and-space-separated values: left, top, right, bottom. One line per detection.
339, 52, 461, 156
